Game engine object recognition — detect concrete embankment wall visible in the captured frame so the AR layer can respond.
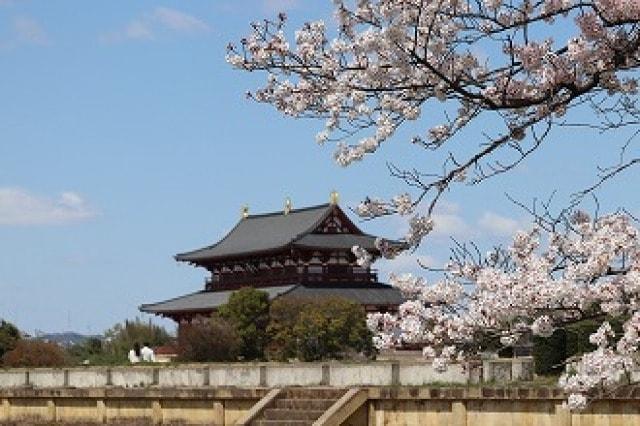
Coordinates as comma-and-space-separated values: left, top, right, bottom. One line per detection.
0, 387, 262, 425
367, 387, 640, 426
1, 386, 639, 425
0, 359, 533, 390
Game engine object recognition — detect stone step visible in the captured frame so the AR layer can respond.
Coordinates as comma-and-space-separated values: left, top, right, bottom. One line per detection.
263, 408, 326, 421
282, 387, 346, 399
275, 398, 337, 410
253, 421, 312, 426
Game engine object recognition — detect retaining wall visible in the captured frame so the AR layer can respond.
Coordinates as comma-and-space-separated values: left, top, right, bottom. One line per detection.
1, 386, 639, 425
0, 388, 263, 425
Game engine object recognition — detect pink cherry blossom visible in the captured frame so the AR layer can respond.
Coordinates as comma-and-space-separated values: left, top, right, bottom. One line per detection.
364, 212, 640, 409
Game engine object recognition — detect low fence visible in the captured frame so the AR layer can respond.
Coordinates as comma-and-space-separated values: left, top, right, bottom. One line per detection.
0, 358, 533, 389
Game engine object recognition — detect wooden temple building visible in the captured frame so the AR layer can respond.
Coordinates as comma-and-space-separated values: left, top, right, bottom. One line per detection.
140, 195, 403, 323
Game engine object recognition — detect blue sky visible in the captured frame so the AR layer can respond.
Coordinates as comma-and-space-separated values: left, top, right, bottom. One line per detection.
1, 0, 638, 335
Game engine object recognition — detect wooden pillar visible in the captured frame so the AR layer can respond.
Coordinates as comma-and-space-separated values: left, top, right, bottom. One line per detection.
96, 399, 106, 424
452, 401, 467, 426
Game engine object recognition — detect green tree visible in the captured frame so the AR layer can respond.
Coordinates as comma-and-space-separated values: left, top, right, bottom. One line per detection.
0, 319, 21, 362
268, 297, 374, 362
103, 318, 172, 360
178, 316, 241, 362
218, 287, 270, 360
266, 297, 306, 360
67, 337, 106, 364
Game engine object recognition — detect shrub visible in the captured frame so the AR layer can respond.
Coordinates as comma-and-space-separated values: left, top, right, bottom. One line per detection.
565, 317, 625, 359
66, 337, 123, 365
2, 340, 68, 368
68, 337, 103, 358
218, 287, 270, 360
267, 297, 374, 361
177, 316, 241, 362
0, 320, 21, 361
533, 328, 567, 375
532, 317, 627, 375
103, 318, 172, 360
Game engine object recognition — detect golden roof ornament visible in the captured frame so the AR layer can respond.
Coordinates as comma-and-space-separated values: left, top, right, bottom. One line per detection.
241, 205, 249, 219
284, 197, 292, 215
330, 190, 339, 205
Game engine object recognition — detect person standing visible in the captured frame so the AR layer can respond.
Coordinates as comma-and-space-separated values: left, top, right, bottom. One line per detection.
128, 342, 141, 363
140, 342, 155, 362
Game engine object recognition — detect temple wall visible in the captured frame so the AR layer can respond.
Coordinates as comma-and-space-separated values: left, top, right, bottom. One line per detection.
0, 358, 533, 390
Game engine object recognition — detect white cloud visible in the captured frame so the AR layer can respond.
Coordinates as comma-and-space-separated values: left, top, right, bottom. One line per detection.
478, 211, 529, 236
263, 0, 299, 13
124, 20, 155, 40
429, 201, 474, 239
0, 188, 97, 226
100, 7, 210, 43
153, 7, 210, 34
11, 16, 49, 46
382, 199, 537, 245
100, 20, 154, 43
0, 15, 51, 50
431, 211, 473, 238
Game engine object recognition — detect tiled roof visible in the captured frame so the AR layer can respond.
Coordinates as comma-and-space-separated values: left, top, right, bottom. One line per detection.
139, 284, 403, 314
175, 203, 379, 263
139, 285, 297, 314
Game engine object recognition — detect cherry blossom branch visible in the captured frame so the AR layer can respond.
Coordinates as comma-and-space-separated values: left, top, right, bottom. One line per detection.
228, 0, 640, 249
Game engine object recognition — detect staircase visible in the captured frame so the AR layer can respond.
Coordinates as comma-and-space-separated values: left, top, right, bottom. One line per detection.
251, 387, 346, 426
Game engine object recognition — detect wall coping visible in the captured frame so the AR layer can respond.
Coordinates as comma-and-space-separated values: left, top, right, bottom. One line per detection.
0, 387, 269, 399
0, 357, 533, 372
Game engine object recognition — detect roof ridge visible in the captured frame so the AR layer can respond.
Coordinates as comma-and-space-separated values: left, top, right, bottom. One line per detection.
245, 202, 331, 219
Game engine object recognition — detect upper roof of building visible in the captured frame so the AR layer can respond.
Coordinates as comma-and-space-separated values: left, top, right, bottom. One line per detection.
175, 203, 382, 264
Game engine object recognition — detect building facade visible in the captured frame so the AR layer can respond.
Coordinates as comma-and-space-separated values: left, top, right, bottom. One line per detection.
140, 197, 403, 322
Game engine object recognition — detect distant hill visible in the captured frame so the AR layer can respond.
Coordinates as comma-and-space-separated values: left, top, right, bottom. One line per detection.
36, 332, 102, 347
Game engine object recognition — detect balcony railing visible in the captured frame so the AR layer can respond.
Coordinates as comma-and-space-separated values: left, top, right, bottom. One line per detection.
205, 266, 379, 290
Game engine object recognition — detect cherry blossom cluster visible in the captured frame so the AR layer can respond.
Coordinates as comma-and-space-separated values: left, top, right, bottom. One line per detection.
365, 212, 640, 410
355, 193, 414, 218
353, 192, 434, 251
351, 245, 372, 268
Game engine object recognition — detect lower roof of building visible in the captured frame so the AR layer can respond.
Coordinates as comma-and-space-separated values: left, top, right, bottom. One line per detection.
139, 283, 404, 315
